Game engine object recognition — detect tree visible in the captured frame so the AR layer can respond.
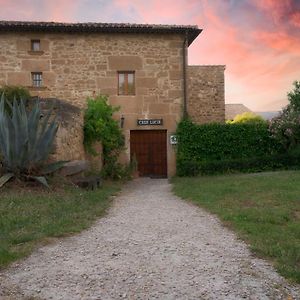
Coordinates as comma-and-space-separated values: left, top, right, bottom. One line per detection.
269, 81, 300, 151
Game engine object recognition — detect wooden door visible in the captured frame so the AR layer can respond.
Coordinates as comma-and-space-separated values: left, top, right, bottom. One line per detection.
130, 130, 167, 178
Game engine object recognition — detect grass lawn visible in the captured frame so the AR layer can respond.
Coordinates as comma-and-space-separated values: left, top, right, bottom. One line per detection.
0, 181, 120, 269
172, 170, 300, 284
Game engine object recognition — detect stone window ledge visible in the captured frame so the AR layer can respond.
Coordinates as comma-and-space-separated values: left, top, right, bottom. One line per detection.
27, 50, 44, 55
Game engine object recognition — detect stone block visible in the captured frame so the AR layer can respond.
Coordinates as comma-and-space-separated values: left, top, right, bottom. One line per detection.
97, 77, 117, 89
7, 72, 31, 86
148, 103, 170, 114
136, 77, 157, 88
100, 88, 117, 96
41, 40, 50, 51
16, 40, 30, 51
169, 41, 183, 48
169, 70, 182, 80
136, 88, 148, 96
108, 56, 143, 70
143, 95, 158, 103
60, 160, 89, 176
43, 72, 56, 86
168, 89, 182, 98
21, 59, 50, 71
110, 97, 142, 114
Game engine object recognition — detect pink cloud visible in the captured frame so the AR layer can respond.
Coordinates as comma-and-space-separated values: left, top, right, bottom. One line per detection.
43, 0, 80, 22
290, 11, 300, 27
0, 0, 298, 111
252, 0, 293, 23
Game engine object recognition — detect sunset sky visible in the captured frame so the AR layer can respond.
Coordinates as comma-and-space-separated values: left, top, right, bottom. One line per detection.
0, 0, 299, 111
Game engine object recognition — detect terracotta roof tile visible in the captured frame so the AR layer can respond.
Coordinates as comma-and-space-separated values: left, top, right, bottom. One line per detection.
225, 104, 252, 120
0, 21, 202, 45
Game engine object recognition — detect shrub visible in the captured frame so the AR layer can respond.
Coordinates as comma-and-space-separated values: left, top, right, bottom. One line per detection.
176, 118, 279, 161
83, 95, 125, 179
0, 96, 64, 187
227, 112, 266, 125
175, 118, 291, 176
177, 154, 300, 176
0, 86, 31, 114
269, 81, 300, 151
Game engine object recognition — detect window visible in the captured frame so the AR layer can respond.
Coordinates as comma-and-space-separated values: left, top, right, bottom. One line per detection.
118, 71, 135, 95
31, 39, 40, 51
31, 72, 43, 87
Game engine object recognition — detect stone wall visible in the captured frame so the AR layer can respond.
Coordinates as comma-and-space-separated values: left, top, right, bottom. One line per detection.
37, 98, 85, 162
187, 65, 225, 124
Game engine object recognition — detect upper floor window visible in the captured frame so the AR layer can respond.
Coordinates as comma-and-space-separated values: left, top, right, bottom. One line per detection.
118, 71, 135, 95
31, 72, 43, 87
31, 39, 41, 51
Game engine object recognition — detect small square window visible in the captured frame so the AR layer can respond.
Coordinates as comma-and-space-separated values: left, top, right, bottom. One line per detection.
31, 72, 43, 87
31, 39, 40, 51
118, 71, 135, 95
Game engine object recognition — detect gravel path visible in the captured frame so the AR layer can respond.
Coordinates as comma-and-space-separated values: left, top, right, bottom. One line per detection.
0, 178, 299, 300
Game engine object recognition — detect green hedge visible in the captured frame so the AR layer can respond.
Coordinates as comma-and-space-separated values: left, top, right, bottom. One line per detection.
176, 118, 296, 176
177, 154, 300, 176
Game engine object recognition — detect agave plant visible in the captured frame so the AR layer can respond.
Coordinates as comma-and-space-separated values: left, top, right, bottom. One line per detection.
0, 94, 65, 187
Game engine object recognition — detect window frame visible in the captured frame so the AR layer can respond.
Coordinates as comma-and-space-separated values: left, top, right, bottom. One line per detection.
31, 72, 43, 88
31, 39, 41, 51
117, 71, 135, 96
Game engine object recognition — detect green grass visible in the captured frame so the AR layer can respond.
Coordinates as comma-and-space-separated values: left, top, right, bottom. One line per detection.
0, 182, 120, 269
172, 170, 300, 283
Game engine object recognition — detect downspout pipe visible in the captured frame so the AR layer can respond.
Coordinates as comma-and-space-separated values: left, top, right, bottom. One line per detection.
183, 31, 188, 118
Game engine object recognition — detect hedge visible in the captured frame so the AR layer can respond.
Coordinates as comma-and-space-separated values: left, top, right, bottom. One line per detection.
176, 154, 300, 176
176, 118, 298, 176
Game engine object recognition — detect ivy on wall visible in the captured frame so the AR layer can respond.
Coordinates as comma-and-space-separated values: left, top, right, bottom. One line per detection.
83, 95, 125, 178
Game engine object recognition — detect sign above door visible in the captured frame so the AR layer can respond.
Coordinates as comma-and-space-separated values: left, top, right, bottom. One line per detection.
137, 119, 163, 126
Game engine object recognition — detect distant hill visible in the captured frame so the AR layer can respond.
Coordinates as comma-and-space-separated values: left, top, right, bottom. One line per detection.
255, 111, 280, 120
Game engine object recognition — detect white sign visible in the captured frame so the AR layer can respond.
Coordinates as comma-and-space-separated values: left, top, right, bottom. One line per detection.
170, 135, 178, 145
137, 119, 163, 126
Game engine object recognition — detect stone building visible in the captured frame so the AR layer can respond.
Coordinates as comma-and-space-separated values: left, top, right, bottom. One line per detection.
0, 21, 225, 177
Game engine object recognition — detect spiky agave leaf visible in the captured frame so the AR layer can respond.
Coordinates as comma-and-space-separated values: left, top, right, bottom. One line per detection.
0, 95, 60, 183
11, 99, 29, 172
0, 173, 14, 188
27, 175, 49, 188
40, 160, 68, 175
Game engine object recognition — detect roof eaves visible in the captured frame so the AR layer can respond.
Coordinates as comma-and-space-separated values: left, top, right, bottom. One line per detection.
0, 21, 202, 45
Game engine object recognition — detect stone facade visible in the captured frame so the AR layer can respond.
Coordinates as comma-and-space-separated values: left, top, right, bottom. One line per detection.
187, 65, 225, 124
0, 26, 225, 176
36, 98, 85, 162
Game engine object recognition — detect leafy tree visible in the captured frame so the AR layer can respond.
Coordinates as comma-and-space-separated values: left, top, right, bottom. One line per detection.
227, 112, 266, 124
269, 81, 300, 151
0, 86, 31, 114
83, 95, 125, 178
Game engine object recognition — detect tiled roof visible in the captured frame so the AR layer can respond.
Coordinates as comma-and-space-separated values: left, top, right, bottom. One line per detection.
0, 21, 202, 45
225, 104, 252, 120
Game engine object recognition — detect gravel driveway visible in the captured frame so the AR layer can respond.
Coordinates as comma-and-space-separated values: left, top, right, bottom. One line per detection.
0, 178, 299, 300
